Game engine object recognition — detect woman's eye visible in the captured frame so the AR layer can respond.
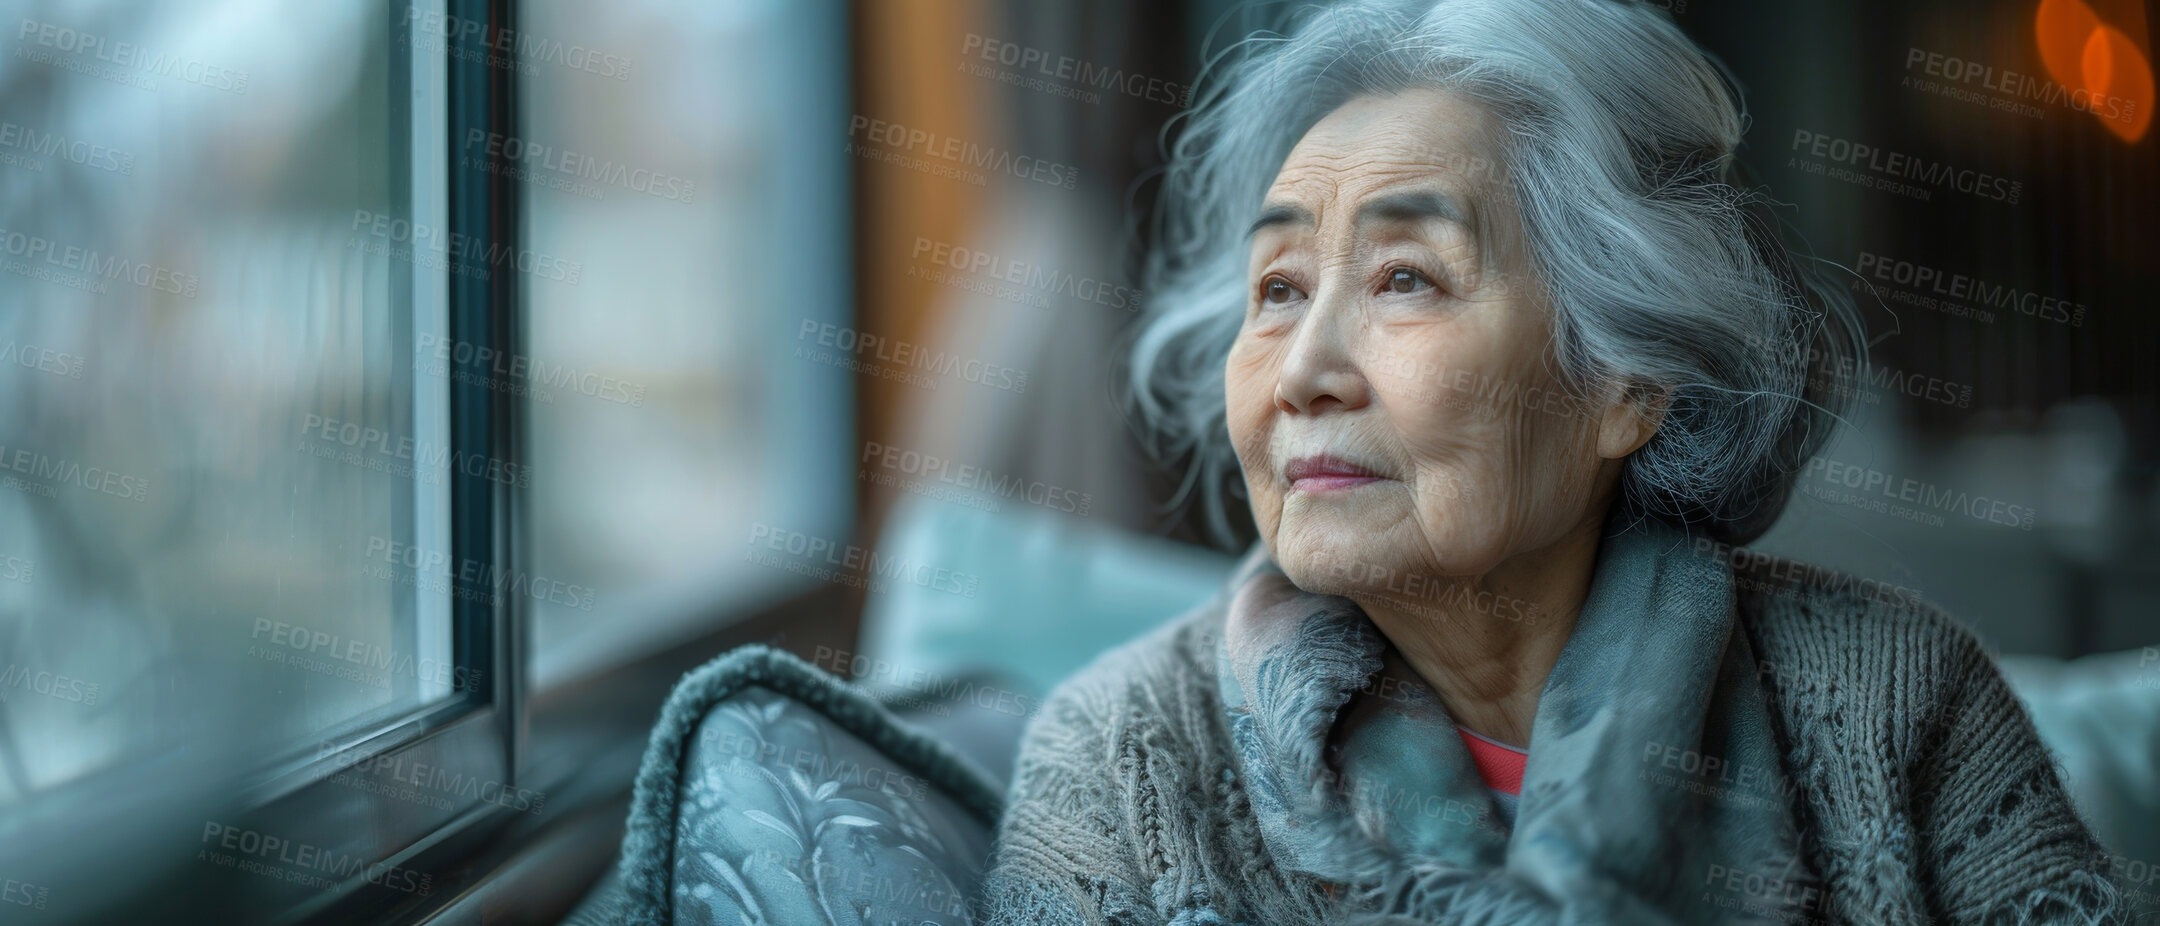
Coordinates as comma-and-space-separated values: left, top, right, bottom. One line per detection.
1384, 268, 1434, 294
1262, 277, 1305, 305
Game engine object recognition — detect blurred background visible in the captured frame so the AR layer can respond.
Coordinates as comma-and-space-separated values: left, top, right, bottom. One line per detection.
0, 0, 2153, 921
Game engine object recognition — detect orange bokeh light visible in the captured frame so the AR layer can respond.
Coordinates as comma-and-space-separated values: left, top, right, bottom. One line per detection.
2033, 0, 2151, 142
2083, 25, 2154, 141
2035, 0, 2102, 90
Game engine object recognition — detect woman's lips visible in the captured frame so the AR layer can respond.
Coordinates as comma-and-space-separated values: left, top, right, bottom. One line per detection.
1284, 454, 1385, 492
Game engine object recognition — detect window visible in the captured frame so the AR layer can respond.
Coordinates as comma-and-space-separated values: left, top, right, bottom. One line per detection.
0, 0, 854, 920
520, 0, 853, 687
0, 0, 451, 806
0, 1, 492, 918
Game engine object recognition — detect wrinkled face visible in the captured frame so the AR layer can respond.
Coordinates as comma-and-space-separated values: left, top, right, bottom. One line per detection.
1227, 89, 1645, 592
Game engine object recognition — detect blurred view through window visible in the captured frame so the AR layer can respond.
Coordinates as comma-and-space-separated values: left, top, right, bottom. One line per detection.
521, 0, 851, 685
0, 2, 453, 804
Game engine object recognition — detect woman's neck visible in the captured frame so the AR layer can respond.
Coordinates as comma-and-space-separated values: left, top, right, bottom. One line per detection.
1347, 513, 1606, 748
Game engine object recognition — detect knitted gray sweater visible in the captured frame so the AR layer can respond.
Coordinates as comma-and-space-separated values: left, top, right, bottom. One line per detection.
981, 550, 2125, 925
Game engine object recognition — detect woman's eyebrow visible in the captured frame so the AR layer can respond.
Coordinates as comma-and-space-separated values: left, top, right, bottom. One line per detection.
1353, 190, 1470, 234
1246, 190, 1474, 243
1247, 202, 1314, 241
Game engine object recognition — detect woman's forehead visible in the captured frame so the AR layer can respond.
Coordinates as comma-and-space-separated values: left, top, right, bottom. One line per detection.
1269, 90, 1505, 200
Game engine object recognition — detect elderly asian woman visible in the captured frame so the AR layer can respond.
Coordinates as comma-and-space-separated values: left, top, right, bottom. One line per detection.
979, 0, 2126, 923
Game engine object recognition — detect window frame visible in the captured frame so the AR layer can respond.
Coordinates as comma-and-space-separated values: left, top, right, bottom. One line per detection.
266, 0, 536, 915
0, 2, 525, 920
0, 0, 860, 920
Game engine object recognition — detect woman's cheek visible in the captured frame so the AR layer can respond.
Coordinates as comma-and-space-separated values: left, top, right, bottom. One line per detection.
1408, 467, 1512, 575
1492, 414, 1598, 539
1221, 346, 1276, 534
1223, 335, 1265, 395
1223, 341, 1277, 442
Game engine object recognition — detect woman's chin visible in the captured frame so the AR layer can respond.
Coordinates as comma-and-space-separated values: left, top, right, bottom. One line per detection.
1271, 516, 1505, 592
1278, 504, 1383, 553
1272, 525, 1413, 589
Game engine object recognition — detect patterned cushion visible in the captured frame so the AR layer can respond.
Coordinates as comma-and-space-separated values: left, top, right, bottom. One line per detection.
613, 645, 1004, 925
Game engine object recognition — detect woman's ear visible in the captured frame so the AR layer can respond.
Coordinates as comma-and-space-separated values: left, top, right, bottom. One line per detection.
1596, 382, 1668, 461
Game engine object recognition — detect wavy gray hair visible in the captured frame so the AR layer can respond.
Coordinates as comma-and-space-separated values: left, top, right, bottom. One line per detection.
1128, 0, 1862, 546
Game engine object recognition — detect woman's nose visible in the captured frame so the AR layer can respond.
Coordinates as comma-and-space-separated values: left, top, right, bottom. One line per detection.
1273, 293, 1372, 415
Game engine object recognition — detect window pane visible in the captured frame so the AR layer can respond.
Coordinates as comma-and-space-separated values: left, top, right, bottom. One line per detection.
0, 1, 451, 805
522, 0, 852, 685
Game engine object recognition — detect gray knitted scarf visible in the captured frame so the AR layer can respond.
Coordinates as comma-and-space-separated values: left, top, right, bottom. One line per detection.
1214, 519, 1820, 923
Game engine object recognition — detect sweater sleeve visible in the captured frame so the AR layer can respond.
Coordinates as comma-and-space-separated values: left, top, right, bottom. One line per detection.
1908, 613, 2129, 924
978, 665, 1166, 926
